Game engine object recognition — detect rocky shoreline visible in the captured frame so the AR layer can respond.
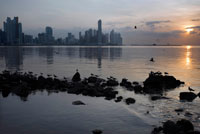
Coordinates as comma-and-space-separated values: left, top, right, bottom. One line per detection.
0, 70, 200, 133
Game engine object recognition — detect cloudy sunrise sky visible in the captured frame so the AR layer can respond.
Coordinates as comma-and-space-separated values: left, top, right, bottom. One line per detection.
0, 0, 200, 45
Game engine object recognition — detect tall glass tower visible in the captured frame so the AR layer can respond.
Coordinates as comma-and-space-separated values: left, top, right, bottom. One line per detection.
98, 19, 102, 44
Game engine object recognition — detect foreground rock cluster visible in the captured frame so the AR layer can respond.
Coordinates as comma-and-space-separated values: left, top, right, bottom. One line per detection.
152, 119, 200, 134
0, 70, 190, 103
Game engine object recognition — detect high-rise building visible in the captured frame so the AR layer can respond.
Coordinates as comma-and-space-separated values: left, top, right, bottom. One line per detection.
45, 26, 53, 44
98, 19, 102, 44
110, 30, 122, 45
3, 17, 23, 44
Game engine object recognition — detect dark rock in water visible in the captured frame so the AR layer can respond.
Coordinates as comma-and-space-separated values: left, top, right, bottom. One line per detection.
180, 92, 197, 101
72, 72, 81, 82
176, 119, 194, 132
163, 120, 179, 134
2, 89, 11, 97
92, 129, 103, 134
133, 81, 139, 85
175, 108, 184, 112
152, 119, 199, 134
88, 76, 98, 83
197, 92, 200, 98
115, 96, 123, 102
72, 100, 85, 105
125, 98, 136, 105
106, 79, 119, 86
133, 85, 143, 93
143, 71, 184, 93
151, 126, 163, 134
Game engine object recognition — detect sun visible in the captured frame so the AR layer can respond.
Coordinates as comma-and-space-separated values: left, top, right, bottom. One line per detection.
185, 26, 194, 34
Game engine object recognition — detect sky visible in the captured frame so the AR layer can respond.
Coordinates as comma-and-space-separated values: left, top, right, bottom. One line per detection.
0, 0, 200, 45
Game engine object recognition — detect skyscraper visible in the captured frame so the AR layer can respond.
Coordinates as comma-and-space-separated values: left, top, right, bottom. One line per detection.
45, 26, 53, 44
3, 17, 23, 44
98, 19, 102, 44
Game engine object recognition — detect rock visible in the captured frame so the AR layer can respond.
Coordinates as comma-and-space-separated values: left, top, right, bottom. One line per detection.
176, 119, 194, 132
88, 76, 98, 83
175, 108, 184, 112
72, 100, 85, 105
125, 98, 136, 105
143, 71, 184, 93
72, 72, 81, 82
163, 120, 179, 134
106, 79, 119, 86
197, 92, 200, 98
152, 119, 199, 134
133, 81, 139, 85
180, 92, 197, 101
115, 96, 123, 102
133, 85, 143, 93
92, 129, 102, 134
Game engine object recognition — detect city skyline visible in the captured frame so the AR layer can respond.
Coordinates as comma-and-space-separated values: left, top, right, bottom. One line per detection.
0, 17, 123, 45
0, 0, 200, 45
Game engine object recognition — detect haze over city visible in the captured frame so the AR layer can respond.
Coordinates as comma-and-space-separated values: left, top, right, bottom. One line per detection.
1, 0, 200, 45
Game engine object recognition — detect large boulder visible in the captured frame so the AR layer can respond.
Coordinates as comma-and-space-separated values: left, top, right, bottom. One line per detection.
179, 92, 197, 101
143, 72, 184, 93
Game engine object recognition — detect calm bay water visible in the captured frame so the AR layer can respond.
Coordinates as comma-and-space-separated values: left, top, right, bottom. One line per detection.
0, 46, 200, 134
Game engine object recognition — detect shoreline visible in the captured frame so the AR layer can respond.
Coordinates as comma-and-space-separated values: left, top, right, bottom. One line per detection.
0, 70, 200, 133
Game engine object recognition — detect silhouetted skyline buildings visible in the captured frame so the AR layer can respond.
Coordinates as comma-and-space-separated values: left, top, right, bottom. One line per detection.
0, 17, 123, 46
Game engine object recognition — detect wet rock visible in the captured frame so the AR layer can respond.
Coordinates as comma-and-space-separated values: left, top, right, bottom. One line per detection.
163, 120, 179, 134
180, 92, 197, 101
175, 108, 184, 112
152, 119, 199, 134
120, 78, 132, 88
176, 119, 194, 132
72, 100, 85, 105
125, 98, 136, 105
133, 85, 143, 93
151, 126, 163, 134
133, 81, 139, 85
92, 129, 103, 134
197, 92, 200, 98
88, 76, 98, 83
115, 96, 123, 102
72, 71, 81, 82
106, 79, 119, 86
143, 71, 184, 93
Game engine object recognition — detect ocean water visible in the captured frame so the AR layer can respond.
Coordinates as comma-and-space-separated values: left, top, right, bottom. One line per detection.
0, 46, 200, 134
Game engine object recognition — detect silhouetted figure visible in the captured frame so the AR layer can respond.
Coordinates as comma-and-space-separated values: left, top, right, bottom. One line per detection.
72, 69, 81, 82
134, 26, 137, 29
150, 58, 155, 62
188, 87, 195, 92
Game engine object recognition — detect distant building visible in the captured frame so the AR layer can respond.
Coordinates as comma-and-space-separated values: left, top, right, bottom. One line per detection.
0, 29, 7, 44
38, 33, 46, 44
97, 19, 102, 44
45, 26, 54, 44
3, 17, 23, 44
110, 30, 122, 45
24, 35, 33, 44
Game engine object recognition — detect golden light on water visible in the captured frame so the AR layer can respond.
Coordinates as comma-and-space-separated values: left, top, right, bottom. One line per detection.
186, 45, 191, 66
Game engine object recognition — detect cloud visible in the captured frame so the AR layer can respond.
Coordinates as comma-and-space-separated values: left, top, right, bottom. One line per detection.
145, 20, 171, 28
191, 19, 200, 21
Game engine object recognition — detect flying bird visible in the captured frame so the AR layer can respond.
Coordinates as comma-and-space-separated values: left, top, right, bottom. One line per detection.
134, 26, 137, 29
